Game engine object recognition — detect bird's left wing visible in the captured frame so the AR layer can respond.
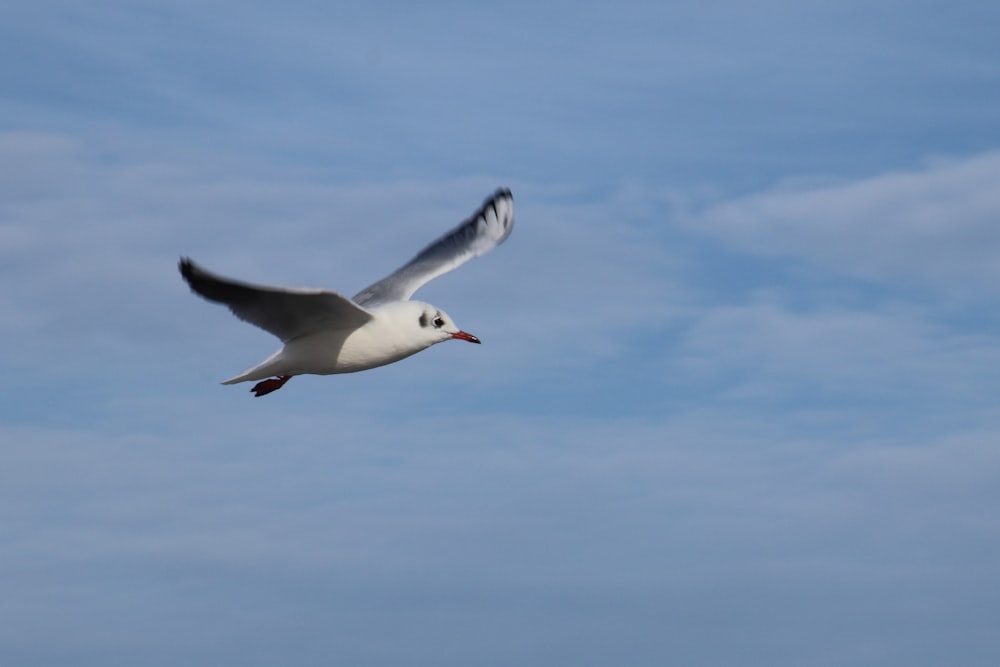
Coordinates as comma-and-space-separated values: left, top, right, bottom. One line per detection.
353, 188, 514, 306
179, 258, 372, 342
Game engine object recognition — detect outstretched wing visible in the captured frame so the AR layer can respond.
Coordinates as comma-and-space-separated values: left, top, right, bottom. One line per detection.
179, 258, 372, 342
353, 188, 514, 306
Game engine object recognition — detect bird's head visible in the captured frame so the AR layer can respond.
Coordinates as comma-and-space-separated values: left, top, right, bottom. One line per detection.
394, 301, 481, 346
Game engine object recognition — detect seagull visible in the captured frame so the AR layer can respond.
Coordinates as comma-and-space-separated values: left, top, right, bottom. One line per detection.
180, 188, 514, 397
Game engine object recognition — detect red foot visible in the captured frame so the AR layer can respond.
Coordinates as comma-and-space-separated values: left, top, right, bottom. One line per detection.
250, 375, 292, 397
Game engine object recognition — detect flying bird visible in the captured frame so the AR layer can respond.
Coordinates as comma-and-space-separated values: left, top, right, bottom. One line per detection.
180, 188, 514, 396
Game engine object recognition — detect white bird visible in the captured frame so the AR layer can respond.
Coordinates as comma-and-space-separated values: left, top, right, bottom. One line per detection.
180, 188, 514, 396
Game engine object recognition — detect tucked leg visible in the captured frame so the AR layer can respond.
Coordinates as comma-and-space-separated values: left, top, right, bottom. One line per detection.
250, 375, 292, 397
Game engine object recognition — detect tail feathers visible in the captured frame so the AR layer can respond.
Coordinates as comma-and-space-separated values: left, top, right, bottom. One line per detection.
222, 351, 287, 385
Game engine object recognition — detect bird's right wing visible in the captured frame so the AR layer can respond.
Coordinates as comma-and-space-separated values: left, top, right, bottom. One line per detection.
179, 258, 372, 342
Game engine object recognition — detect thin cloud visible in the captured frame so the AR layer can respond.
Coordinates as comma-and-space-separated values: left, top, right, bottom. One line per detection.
668, 297, 1000, 410
687, 151, 1000, 297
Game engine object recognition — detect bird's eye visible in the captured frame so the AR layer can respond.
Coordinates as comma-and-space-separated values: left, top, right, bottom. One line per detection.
433, 316, 445, 328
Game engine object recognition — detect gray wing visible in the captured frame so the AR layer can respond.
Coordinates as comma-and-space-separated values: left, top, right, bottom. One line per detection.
353, 188, 514, 306
179, 258, 372, 342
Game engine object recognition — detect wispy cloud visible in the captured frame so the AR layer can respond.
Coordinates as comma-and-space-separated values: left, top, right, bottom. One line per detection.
668, 298, 1000, 411
686, 151, 1000, 297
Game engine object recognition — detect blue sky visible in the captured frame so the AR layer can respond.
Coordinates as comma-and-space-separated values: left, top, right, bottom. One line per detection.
2, 1, 999, 665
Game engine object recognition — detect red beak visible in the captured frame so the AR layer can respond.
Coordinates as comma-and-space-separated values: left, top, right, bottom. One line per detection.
451, 331, 481, 344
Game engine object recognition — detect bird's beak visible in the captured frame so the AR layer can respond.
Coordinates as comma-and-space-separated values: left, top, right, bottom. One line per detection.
451, 331, 481, 344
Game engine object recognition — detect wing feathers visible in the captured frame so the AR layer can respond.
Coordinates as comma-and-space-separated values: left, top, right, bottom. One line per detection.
179, 258, 372, 342
353, 188, 514, 305
179, 188, 513, 340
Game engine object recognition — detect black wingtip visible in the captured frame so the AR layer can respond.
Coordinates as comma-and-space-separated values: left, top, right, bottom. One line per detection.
178, 257, 196, 284
479, 188, 513, 222
490, 187, 512, 202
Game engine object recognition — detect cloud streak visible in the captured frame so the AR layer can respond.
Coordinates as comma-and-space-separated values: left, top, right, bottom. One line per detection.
687, 151, 1000, 297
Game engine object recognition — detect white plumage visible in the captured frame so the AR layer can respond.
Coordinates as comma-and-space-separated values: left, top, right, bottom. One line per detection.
180, 188, 514, 396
